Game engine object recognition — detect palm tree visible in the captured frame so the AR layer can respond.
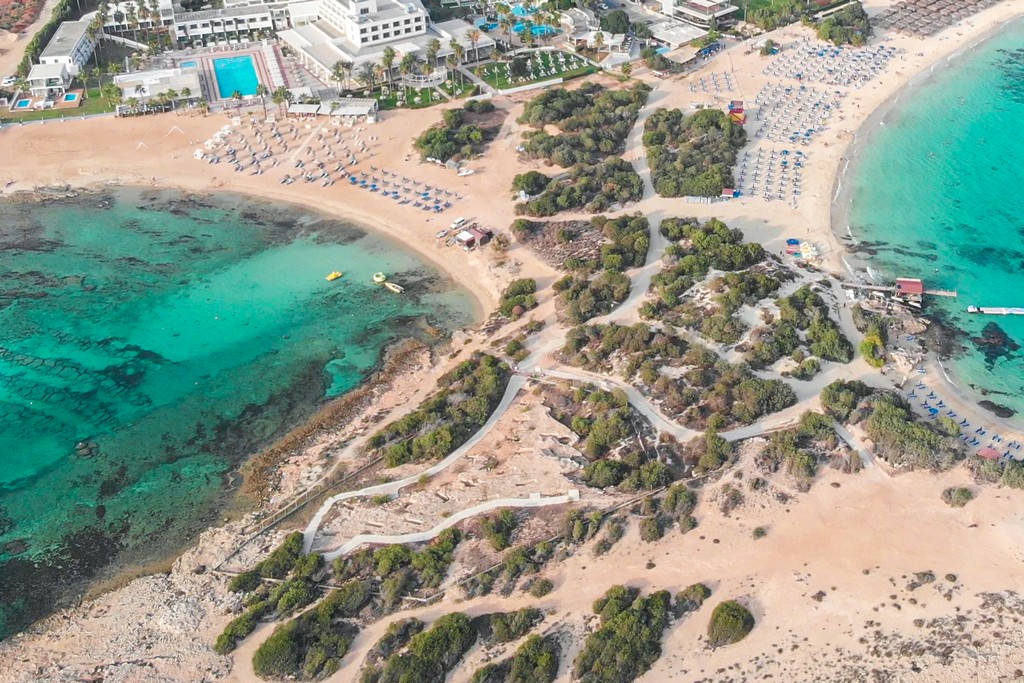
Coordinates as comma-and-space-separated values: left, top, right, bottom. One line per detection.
356, 61, 377, 92
231, 90, 243, 111
254, 83, 269, 119
499, 14, 513, 50
13, 76, 28, 97
594, 30, 606, 54
79, 67, 92, 99
165, 87, 178, 111
127, 96, 139, 110
107, 62, 123, 78
331, 60, 351, 93
620, 62, 632, 77
467, 27, 482, 63
101, 81, 122, 106
448, 42, 464, 86
197, 98, 209, 117
126, 2, 139, 42
381, 46, 397, 92
272, 86, 290, 117
398, 53, 416, 101
426, 38, 441, 73
446, 53, 460, 89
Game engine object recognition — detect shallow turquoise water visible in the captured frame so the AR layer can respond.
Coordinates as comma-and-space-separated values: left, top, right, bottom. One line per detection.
0, 189, 476, 636
846, 18, 1024, 412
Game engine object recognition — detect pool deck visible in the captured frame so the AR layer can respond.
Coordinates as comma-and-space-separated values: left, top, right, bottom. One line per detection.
8, 88, 84, 112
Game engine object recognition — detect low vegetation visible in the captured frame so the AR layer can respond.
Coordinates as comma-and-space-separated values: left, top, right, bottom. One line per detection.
755, 411, 841, 488
368, 353, 511, 467
561, 323, 796, 430
499, 278, 539, 318
514, 158, 644, 217
707, 600, 755, 647
573, 586, 672, 683
675, 583, 711, 615
552, 213, 649, 324
941, 486, 974, 508
745, 285, 853, 368
815, 2, 871, 46
461, 540, 558, 599
481, 509, 520, 551
470, 634, 561, 683
251, 579, 372, 679
821, 380, 964, 471
644, 108, 746, 197
414, 101, 500, 162
374, 612, 477, 683
518, 82, 650, 167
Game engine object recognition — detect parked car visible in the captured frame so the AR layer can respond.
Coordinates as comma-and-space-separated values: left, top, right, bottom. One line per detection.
1, 76, 16, 87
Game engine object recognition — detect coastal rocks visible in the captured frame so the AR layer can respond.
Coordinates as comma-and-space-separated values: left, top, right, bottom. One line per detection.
979, 400, 1016, 419
969, 322, 1020, 369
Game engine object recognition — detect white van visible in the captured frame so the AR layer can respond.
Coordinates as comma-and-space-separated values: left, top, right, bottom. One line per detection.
450, 217, 467, 229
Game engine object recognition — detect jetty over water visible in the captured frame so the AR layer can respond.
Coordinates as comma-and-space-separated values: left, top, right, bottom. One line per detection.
840, 277, 957, 308
967, 306, 1024, 316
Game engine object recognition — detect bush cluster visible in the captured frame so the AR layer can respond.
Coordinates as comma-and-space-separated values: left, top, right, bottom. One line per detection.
515, 157, 644, 217
747, 286, 853, 368
481, 509, 520, 551
573, 586, 672, 683
816, 3, 871, 46
499, 278, 539, 318
644, 108, 746, 198
369, 354, 510, 466
251, 579, 372, 679
376, 613, 477, 683
706, 600, 755, 647
755, 412, 837, 485
518, 82, 650, 167
415, 105, 499, 162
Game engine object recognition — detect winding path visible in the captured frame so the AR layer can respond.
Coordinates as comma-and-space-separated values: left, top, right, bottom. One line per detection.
320, 491, 577, 561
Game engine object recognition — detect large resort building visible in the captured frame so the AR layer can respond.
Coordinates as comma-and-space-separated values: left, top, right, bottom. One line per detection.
37, 19, 97, 76
659, 0, 740, 28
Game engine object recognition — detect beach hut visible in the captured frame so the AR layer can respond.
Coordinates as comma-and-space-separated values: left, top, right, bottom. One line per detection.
455, 230, 477, 249
894, 278, 925, 306
468, 227, 492, 246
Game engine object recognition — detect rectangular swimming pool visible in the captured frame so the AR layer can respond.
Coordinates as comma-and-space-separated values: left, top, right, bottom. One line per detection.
212, 55, 259, 100
179, 60, 197, 68
62, 92, 78, 102
14, 98, 31, 109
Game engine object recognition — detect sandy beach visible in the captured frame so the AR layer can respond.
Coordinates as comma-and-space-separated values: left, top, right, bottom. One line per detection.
3, 0, 1024, 680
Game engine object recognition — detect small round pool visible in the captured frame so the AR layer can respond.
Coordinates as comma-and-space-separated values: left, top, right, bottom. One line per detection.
62, 92, 78, 102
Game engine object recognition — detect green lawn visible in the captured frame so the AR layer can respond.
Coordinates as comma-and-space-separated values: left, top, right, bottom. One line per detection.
476, 53, 597, 90
0, 87, 114, 122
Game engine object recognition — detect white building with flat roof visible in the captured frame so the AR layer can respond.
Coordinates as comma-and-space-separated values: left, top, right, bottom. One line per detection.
660, 0, 739, 28
114, 65, 202, 102
27, 63, 71, 97
278, 0, 494, 83
38, 19, 96, 76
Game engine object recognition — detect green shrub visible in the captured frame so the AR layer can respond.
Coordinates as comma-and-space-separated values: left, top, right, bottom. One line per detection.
481, 509, 519, 551
508, 634, 560, 683
644, 109, 746, 198
706, 600, 755, 647
574, 588, 672, 682
258, 532, 305, 579
415, 106, 499, 161
529, 578, 554, 598
675, 583, 711, 614
228, 570, 262, 594
941, 487, 974, 508
500, 278, 539, 317
378, 613, 477, 683
639, 517, 663, 543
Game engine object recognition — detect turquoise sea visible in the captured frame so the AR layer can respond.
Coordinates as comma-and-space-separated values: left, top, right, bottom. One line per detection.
0, 188, 477, 637
845, 18, 1024, 414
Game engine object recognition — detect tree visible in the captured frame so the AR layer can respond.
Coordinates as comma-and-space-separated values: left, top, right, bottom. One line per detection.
101, 81, 122, 106
253, 83, 269, 119
398, 52, 417, 101
231, 89, 244, 111
165, 87, 178, 110
600, 9, 630, 34
707, 600, 755, 647
272, 86, 291, 117
381, 46, 397, 91
331, 60, 351, 93
593, 31, 606, 53
356, 61, 377, 92
620, 62, 632, 77
467, 27, 483, 62
446, 53, 461, 89
426, 37, 442, 73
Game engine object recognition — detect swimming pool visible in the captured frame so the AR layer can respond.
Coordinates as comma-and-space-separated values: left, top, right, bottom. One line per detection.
656, 47, 670, 54
474, 18, 499, 30
62, 92, 78, 102
14, 98, 30, 109
513, 21, 558, 36
212, 55, 259, 99
512, 3, 533, 16
180, 60, 197, 68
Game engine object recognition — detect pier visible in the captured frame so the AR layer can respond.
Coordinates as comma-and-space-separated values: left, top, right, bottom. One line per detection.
840, 277, 957, 308
967, 306, 1024, 316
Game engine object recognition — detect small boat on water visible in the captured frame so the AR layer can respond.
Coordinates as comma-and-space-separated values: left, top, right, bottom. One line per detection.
372, 272, 387, 283
326, 271, 343, 281
384, 282, 404, 294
